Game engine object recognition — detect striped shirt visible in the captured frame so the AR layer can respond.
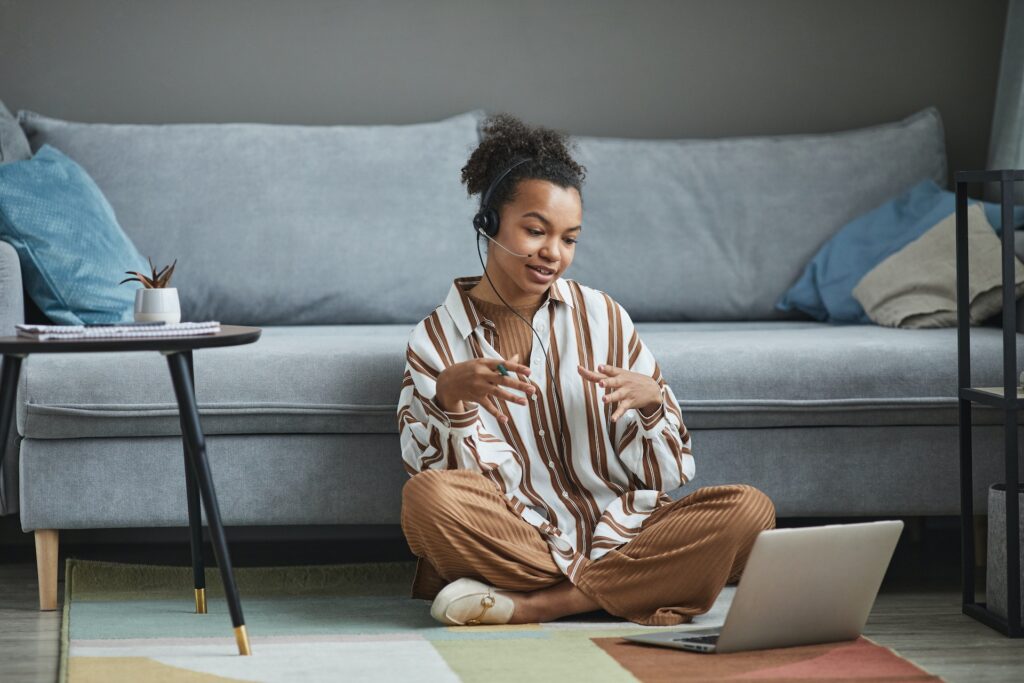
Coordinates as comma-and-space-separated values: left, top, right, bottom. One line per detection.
397, 275, 695, 585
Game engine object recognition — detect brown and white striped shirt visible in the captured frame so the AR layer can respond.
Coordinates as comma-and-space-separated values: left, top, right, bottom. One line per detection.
397, 275, 695, 584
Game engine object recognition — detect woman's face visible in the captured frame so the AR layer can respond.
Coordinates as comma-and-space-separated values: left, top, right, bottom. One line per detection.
486, 178, 583, 303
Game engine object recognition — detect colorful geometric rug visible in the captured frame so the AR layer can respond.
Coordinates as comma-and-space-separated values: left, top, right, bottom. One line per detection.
61, 558, 943, 682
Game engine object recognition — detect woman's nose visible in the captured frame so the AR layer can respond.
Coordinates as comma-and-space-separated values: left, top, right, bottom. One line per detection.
540, 238, 562, 259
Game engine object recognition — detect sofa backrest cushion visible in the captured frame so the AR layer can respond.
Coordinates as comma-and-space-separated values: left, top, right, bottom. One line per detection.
18, 106, 948, 323
18, 109, 486, 325
567, 107, 947, 320
0, 99, 31, 164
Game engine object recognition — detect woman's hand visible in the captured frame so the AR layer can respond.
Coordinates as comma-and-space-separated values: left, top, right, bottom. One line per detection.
578, 363, 663, 422
435, 352, 535, 424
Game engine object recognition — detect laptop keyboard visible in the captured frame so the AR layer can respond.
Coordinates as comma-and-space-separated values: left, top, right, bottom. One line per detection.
673, 634, 719, 644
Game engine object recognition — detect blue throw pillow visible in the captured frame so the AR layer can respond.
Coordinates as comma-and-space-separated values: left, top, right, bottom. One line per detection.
0, 144, 150, 324
776, 178, 1024, 324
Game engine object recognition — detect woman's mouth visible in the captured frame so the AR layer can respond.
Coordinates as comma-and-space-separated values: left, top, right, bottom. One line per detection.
526, 265, 556, 283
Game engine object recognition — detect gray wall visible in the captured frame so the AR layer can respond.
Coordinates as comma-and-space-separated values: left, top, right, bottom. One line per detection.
0, 0, 1011, 188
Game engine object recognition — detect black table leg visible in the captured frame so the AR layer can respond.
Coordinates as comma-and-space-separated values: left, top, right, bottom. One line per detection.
178, 352, 206, 614
165, 351, 251, 655
0, 354, 24, 513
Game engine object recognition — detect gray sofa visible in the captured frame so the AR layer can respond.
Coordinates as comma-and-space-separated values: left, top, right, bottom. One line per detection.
1, 105, 1022, 609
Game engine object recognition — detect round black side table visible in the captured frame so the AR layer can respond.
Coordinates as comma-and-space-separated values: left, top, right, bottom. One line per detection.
0, 324, 262, 655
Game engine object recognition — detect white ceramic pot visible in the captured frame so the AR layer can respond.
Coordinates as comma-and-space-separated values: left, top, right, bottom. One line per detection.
134, 287, 181, 323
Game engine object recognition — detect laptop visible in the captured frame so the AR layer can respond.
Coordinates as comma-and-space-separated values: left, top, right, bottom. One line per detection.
622, 520, 903, 654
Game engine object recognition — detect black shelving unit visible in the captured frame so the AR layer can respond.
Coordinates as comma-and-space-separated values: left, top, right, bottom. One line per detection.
956, 168, 1024, 638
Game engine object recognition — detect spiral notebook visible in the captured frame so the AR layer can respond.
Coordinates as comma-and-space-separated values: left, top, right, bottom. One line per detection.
16, 321, 222, 341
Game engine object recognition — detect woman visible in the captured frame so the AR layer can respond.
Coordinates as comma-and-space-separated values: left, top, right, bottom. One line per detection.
396, 113, 776, 626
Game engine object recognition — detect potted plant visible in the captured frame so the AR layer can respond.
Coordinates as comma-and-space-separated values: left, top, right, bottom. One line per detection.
120, 257, 180, 323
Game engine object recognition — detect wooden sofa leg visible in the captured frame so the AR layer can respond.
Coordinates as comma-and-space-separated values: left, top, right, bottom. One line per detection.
34, 529, 59, 611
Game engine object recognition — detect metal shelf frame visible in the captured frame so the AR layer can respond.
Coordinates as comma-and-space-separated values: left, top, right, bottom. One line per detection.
956, 169, 1024, 637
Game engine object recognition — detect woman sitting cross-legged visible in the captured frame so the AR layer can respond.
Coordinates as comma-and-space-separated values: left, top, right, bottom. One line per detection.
396, 113, 776, 627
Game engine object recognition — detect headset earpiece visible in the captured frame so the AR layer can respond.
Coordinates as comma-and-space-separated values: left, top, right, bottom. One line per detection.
473, 208, 500, 237
473, 156, 532, 240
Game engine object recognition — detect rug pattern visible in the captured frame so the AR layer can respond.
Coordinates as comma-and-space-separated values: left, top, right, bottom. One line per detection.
60, 559, 943, 682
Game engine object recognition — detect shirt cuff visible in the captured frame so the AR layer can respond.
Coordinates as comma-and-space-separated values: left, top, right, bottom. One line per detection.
637, 402, 666, 430
635, 386, 671, 437
422, 395, 480, 437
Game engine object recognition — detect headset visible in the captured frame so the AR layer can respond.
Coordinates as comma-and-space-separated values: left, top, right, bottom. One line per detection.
473, 156, 567, 434
473, 157, 533, 242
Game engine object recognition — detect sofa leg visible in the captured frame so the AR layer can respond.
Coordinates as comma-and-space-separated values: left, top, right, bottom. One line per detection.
34, 529, 59, 611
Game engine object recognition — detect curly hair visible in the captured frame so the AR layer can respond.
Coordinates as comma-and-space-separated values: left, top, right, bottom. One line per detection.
461, 113, 587, 214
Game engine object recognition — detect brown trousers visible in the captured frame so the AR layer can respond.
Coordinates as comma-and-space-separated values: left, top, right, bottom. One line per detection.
400, 469, 776, 626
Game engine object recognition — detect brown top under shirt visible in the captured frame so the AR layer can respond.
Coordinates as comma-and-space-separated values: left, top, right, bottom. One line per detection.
466, 291, 544, 363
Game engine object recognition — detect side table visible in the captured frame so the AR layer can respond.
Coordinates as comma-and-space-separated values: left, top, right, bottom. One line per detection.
956, 169, 1024, 638
0, 324, 262, 655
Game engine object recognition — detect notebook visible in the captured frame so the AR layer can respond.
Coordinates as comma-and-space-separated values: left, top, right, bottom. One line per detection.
15, 321, 222, 341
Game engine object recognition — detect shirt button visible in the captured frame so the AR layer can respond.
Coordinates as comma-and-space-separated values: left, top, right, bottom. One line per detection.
531, 393, 538, 401
538, 429, 545, 436
548, 461, 555, 468
561, 491, 570, 498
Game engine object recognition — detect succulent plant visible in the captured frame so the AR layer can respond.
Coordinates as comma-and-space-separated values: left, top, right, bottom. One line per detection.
120, 257, 177, 289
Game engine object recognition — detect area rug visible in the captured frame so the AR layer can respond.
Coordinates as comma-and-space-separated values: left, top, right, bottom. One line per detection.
60, 558, 943, 682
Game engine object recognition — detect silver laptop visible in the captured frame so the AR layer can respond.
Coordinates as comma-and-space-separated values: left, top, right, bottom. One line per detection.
623, 520, 903, 654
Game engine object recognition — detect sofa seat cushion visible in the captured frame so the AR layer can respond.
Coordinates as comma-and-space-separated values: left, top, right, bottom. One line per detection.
16, 322, 1024, 440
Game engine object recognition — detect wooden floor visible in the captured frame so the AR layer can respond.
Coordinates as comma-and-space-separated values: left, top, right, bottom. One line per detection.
1, 520, 1023, 682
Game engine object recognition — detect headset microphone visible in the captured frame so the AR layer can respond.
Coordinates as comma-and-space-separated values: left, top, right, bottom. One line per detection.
475, 226, 533, 258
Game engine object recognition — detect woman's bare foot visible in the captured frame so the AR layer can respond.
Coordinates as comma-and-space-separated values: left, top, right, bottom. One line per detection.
496, 580, 600, 624
496, 590, 539, 624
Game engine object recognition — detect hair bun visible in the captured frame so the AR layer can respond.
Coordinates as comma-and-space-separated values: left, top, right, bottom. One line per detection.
461, 113, 586, 208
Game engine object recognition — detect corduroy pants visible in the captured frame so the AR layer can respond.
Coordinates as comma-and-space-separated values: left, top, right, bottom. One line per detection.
400, 469, 777, 626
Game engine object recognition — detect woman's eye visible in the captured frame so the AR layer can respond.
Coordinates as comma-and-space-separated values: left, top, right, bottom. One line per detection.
526, 227, 576, 245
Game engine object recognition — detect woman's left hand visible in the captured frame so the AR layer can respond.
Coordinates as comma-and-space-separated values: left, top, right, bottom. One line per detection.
578, 363, 663, 422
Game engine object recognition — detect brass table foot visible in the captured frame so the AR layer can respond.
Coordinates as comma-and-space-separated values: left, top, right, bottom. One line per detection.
234, 624, 252, 655
194, 588, 207, 614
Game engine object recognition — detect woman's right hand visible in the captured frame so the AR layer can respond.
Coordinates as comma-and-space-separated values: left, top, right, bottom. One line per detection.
435, 352, 535, 424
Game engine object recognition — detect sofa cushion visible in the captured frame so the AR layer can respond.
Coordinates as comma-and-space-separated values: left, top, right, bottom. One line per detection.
17, 321, 1024, 440
0, 144, 149, 324
852, 203, 1024, 328
567, 106, 947, 321
17, 109, 486, 326
777, 178, 1024, 323
0, 99, 30, 164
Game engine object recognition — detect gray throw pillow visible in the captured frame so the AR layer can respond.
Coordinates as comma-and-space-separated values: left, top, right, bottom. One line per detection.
852, 203, 1024, 327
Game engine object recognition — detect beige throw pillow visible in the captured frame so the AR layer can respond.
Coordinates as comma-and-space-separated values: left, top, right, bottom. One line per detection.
852, 202, 1024, 328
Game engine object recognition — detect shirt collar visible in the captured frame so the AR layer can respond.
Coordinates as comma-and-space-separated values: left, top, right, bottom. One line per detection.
445, 275, 574, 339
